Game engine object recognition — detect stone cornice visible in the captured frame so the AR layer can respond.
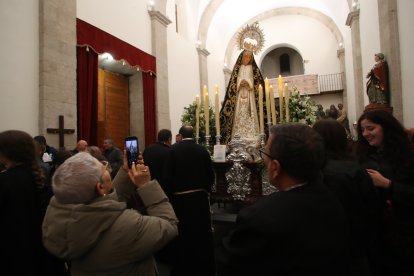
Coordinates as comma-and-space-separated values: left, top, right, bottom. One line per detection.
337, 48, 345, 58
197, 47, 210, 57
346, 10, 360, 26
148, 10, 172, 26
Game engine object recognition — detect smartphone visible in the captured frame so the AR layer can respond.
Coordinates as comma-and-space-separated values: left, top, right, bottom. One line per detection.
125, 136, 139, 168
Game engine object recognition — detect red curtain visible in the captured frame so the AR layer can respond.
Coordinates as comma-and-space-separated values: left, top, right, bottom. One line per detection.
77, 47, 98, 146
76, 18, 157, 146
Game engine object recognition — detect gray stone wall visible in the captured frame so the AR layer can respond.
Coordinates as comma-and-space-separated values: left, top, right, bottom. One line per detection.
39, 0, 77, 149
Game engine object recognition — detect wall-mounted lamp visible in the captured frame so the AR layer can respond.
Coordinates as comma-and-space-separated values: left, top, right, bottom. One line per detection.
147, 0, 155, 11
352, 1, 360, 10
339, 42, 343, 48
196, 40, 202, 49
102, 52, 113, 61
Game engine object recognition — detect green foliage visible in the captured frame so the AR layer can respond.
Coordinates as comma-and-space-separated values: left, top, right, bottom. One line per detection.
181, 100, 216, 146
288, 86, 317, 125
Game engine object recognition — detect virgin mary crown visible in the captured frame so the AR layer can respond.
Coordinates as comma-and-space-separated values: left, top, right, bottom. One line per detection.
237, 22, 265, 55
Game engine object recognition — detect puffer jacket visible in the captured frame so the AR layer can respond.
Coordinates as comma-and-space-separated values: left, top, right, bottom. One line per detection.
42, 169, 178, 276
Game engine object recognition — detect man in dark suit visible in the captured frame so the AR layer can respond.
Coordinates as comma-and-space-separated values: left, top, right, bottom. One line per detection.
103, 137, 123, 179
217, 123, 351, 276
34, 135, 58, 165
163, 125, 215, 276
142, 129, 172, 191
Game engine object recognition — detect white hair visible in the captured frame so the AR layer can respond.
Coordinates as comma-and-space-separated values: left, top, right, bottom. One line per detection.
52, 152, 104, 204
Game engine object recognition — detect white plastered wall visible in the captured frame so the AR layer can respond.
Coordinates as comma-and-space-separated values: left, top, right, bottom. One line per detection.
0, 0, 39, 134
166, 0, 202, 137
359, 0, 380, 109
76, 0, 152, 55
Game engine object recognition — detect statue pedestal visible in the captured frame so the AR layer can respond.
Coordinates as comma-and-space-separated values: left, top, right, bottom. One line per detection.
212, 161, 263, 205
364, 103, 393, 114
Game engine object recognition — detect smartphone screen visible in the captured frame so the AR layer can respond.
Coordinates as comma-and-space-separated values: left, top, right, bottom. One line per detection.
125, 136, 139, 168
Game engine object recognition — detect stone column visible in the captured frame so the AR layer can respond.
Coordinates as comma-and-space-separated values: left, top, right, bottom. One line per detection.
337, 47, 347, 105
346, 10, 364, 117
197, 47, 210, 95
378, 0, 403, 121
148, 10, 172, 130
129, 73, 145, 149
223, 67, 232, 91
39, 0, 77, 149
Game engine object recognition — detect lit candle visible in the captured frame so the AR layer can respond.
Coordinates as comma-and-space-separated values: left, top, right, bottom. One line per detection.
270, 85, 277, 125
196, 94, 200, 138
278, 75, 284, 123
258, 84, 264, 133
214, 85, 220, 136
264, 78, 271, 124
204, 91, 210, 136
285, 83, 290, 122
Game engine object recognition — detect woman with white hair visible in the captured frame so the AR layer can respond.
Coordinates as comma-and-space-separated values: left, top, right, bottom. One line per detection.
42, 152, 178, 276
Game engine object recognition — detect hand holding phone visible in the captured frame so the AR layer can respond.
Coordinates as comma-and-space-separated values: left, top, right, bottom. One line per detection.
125, 136, 139, 168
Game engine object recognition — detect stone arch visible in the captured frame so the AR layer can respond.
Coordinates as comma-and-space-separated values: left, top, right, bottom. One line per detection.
196, 0, 225, 48
223, 7, 344, 67
260, 44, 305, 78
258, 43, 304, 67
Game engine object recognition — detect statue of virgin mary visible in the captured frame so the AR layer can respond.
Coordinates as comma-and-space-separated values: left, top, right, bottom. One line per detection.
219, 22, 266, 147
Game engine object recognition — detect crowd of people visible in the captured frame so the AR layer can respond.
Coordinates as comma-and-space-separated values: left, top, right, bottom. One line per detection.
1, 108, 414, 276
315, 103, 352, 139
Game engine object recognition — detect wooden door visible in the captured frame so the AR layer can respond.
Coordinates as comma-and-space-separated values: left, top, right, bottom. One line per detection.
98, 69, 129, 149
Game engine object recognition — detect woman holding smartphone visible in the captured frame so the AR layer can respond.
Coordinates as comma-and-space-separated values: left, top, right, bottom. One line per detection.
42, 151, 178, 275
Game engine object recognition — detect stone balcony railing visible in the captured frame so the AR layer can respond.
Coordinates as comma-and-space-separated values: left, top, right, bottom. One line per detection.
268, 73, 344, 96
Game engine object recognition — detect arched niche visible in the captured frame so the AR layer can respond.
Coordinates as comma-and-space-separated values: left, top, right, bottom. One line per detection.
259, 44, 304, 79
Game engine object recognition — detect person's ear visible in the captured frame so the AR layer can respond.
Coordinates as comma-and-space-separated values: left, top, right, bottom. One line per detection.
95, 182, 106, 196
269, 159, 282, 180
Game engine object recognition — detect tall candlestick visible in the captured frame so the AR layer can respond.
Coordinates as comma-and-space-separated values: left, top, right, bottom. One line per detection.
270, 85, 277, 125
204, 92, 210, 136
203, 85, 207, 99
285, 83, 290, 122
264, 78, 271, 124
214, 85, 220, 136
278, 75, 283, 95
196, 94, 200, 138
258, 84, 264, 133
278, 75, 284, 123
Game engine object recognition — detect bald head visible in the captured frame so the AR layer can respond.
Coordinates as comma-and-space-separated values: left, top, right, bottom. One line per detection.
76, 140, 88, 152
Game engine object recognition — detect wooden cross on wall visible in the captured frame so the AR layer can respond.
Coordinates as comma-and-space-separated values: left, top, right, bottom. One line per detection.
47, 115, 75, 150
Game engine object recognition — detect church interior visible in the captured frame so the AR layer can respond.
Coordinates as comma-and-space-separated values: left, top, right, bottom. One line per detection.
2, 1, 414, 275
1, 0, 413, 150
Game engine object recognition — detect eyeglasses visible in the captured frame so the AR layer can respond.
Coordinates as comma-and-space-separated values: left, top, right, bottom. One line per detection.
258, 149, 274, 160
101, 160, 113, 174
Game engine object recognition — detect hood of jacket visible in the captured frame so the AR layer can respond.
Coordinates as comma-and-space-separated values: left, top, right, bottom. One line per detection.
42, 193, 125, 260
